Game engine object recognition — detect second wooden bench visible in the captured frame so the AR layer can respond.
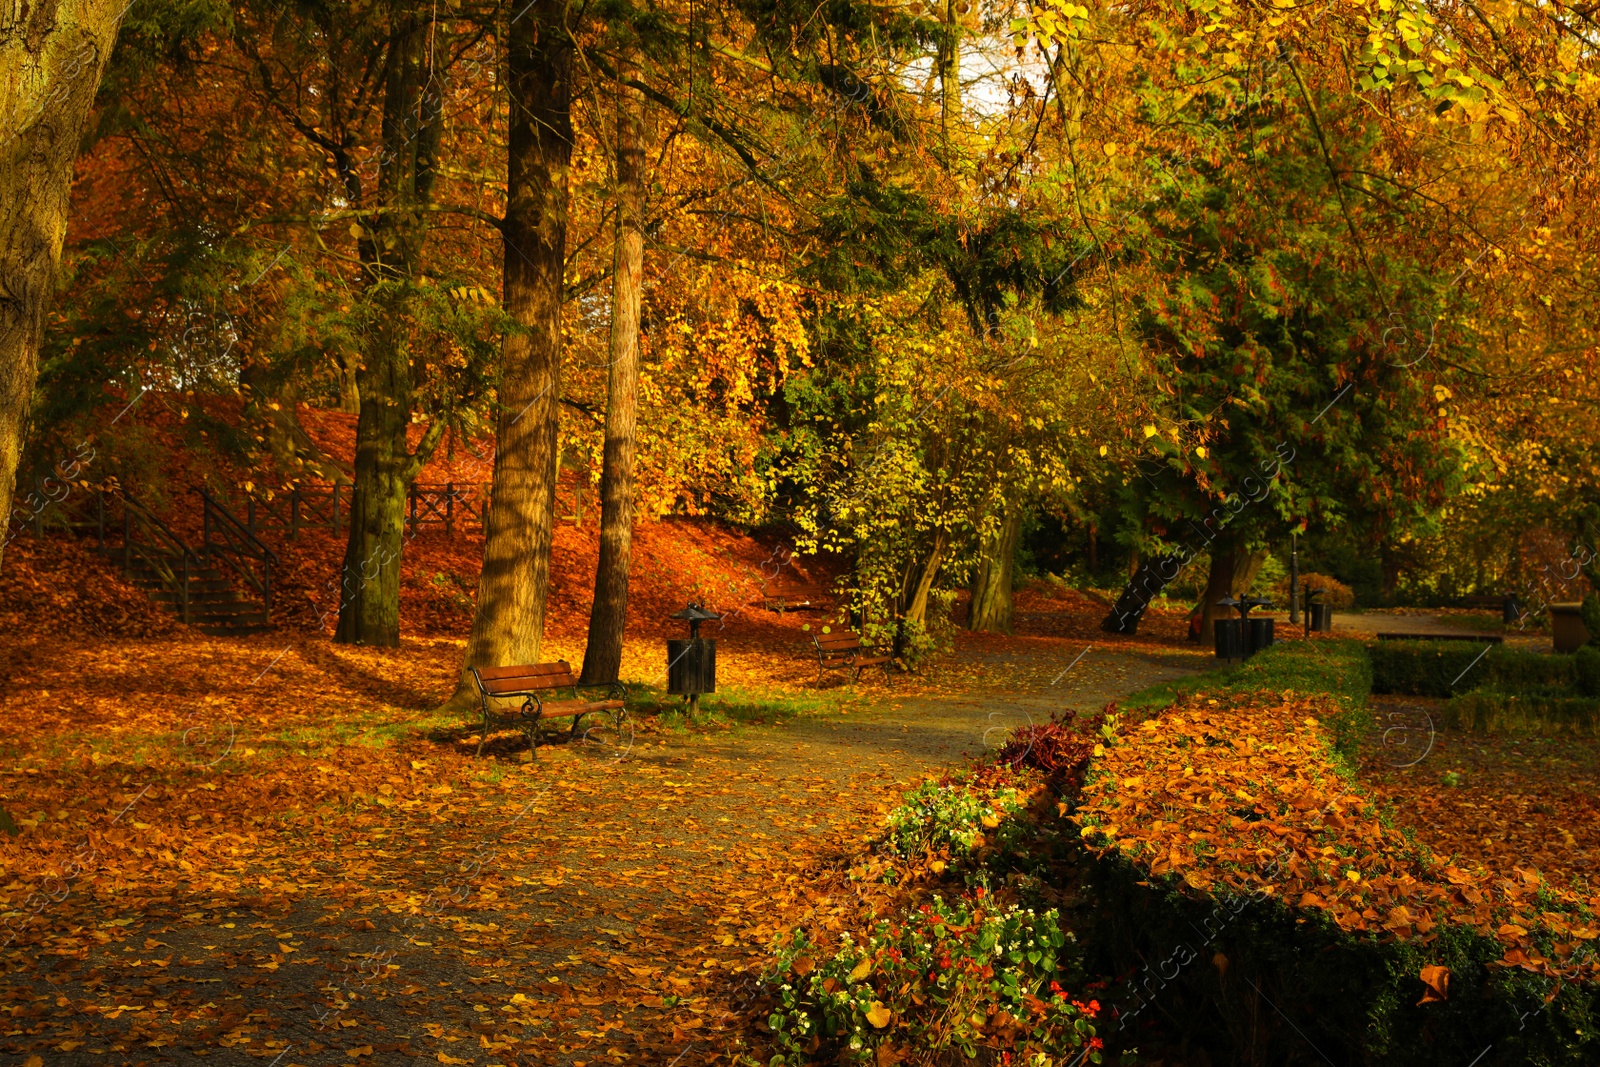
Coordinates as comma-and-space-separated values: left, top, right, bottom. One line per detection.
812, 630, 893, 686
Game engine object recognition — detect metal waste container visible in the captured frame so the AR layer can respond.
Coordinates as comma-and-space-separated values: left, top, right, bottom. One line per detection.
667, 602, 721, 713
1215, 618, 1246, 662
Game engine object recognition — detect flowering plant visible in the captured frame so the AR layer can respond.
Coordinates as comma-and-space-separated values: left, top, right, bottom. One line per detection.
765, 893, 1104, 1065
885, 779, 1025, 865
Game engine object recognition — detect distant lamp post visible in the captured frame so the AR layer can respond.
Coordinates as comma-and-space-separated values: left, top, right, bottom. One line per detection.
1289, 533, 1301, 625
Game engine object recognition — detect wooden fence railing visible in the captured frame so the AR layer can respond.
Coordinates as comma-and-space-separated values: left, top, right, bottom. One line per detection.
242, 481, 587, 538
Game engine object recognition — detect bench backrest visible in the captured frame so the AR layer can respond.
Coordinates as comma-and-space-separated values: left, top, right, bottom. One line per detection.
473, 661, 578, 695
764, 579, 811, 594
814, 632, 864, 653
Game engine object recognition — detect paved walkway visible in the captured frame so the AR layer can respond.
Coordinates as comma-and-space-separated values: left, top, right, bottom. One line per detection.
1, 641, 1205, 1067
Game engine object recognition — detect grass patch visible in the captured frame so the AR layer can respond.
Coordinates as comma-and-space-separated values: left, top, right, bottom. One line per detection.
1123, 638, 1371, 713
1444, 689, 1600, 735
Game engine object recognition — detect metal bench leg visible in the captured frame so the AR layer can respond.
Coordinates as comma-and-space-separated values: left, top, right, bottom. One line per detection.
478, 704, 491, 756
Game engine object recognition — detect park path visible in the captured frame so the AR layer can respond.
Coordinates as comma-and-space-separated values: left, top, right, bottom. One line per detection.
1, 638, 1205, 1067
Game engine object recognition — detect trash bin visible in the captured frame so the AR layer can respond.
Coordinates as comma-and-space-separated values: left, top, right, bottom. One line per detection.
667, 602, 721, 713
1502, 595, 1521, 625
1308, 604, 1333, 632
1215, 618, 1246, 662
1248, 617, 1275, 655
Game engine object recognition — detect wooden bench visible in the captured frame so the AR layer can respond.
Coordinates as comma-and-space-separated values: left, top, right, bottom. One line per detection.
1375, 632, 1503, 644
1463, 594, 1520, 622
467, 661, 627, 754
812, 631, 892, 686
762, 579, 822, 614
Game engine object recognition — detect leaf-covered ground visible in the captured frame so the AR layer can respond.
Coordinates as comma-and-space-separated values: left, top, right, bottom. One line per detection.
0, 623, 1206, 1066
1077, 694, 1600, 979
1361, 694, 1600, 901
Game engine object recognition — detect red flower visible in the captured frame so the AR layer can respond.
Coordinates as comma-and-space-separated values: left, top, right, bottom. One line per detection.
1090, 1038, 1104, 1050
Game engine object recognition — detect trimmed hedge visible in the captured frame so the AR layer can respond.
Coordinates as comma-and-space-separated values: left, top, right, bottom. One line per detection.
1085, 853, 1600, 1066
1084, 639, 1600, 1065
1370, 641, 1576, 698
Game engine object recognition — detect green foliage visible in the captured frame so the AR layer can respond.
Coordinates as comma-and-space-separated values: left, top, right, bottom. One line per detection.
1582, 594, 1600, 645
884, 779, 1024, 866
1369, 642, 1576, 697
1107, 74, 1464, 570
1084, 854, 1600, 1066
1576, 645, 1600, 698
765, 895, 1104, 1066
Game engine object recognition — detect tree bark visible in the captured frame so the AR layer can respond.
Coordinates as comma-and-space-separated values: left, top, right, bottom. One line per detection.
1194, 544, 1269, 645
1100, 553, 1179, 634
580, 43, 645, 685
0, 0, 126, 570
937, 0, 960, 144
968, 506, 1022, 633
449, 0, 571, 700
334, 9, 445, 646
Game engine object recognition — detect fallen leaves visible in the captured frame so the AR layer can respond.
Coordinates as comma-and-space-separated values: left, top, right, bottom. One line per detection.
1419, 964, 1450, 1004
1076, 693, 1600, 982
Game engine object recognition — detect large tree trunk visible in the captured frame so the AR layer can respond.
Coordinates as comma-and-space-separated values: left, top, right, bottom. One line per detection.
580, 44, 645, 685
333, 10, 444, 646
1100, 553, 1179, 634
0, 0, 126, 571
1194, 543, 1269, 645
449, 0, 571, 700
968, 506, 1022, 633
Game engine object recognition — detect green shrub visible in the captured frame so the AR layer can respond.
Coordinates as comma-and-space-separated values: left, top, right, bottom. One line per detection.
765, 894, 1107, 1066
1582, 593, 1600, 644
1369, 641, 1574, 697
884, 779, 1024, 866
1443, 689, 1600, 735
1577, 645, 1600, 697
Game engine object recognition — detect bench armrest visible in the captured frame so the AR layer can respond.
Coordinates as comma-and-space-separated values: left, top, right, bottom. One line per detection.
573, 679, 627, 703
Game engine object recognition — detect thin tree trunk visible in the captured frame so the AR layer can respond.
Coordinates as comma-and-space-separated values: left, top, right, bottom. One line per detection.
968, 507, 1022, 633
904, 533, 947, 631
938, 0, 960, 144
0, 0, 126, 571
580, 43, 645, 685
334, 9, 444, 646
449, 0, 571, 701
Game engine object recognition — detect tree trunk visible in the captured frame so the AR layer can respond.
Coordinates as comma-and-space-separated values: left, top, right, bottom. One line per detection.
938, 0, 960, 144
1100, 553, 1179, 634
333, 10, 444, 646
580, 44, 645, 686
0, 0, 126, 571
968, 507, 1022, 633
449, 0, 571, 700
1195, 544, 1269, 645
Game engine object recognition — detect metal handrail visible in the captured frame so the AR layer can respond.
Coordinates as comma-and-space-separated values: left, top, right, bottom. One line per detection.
198, 489, 278, 621
119, 491, 203, 624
